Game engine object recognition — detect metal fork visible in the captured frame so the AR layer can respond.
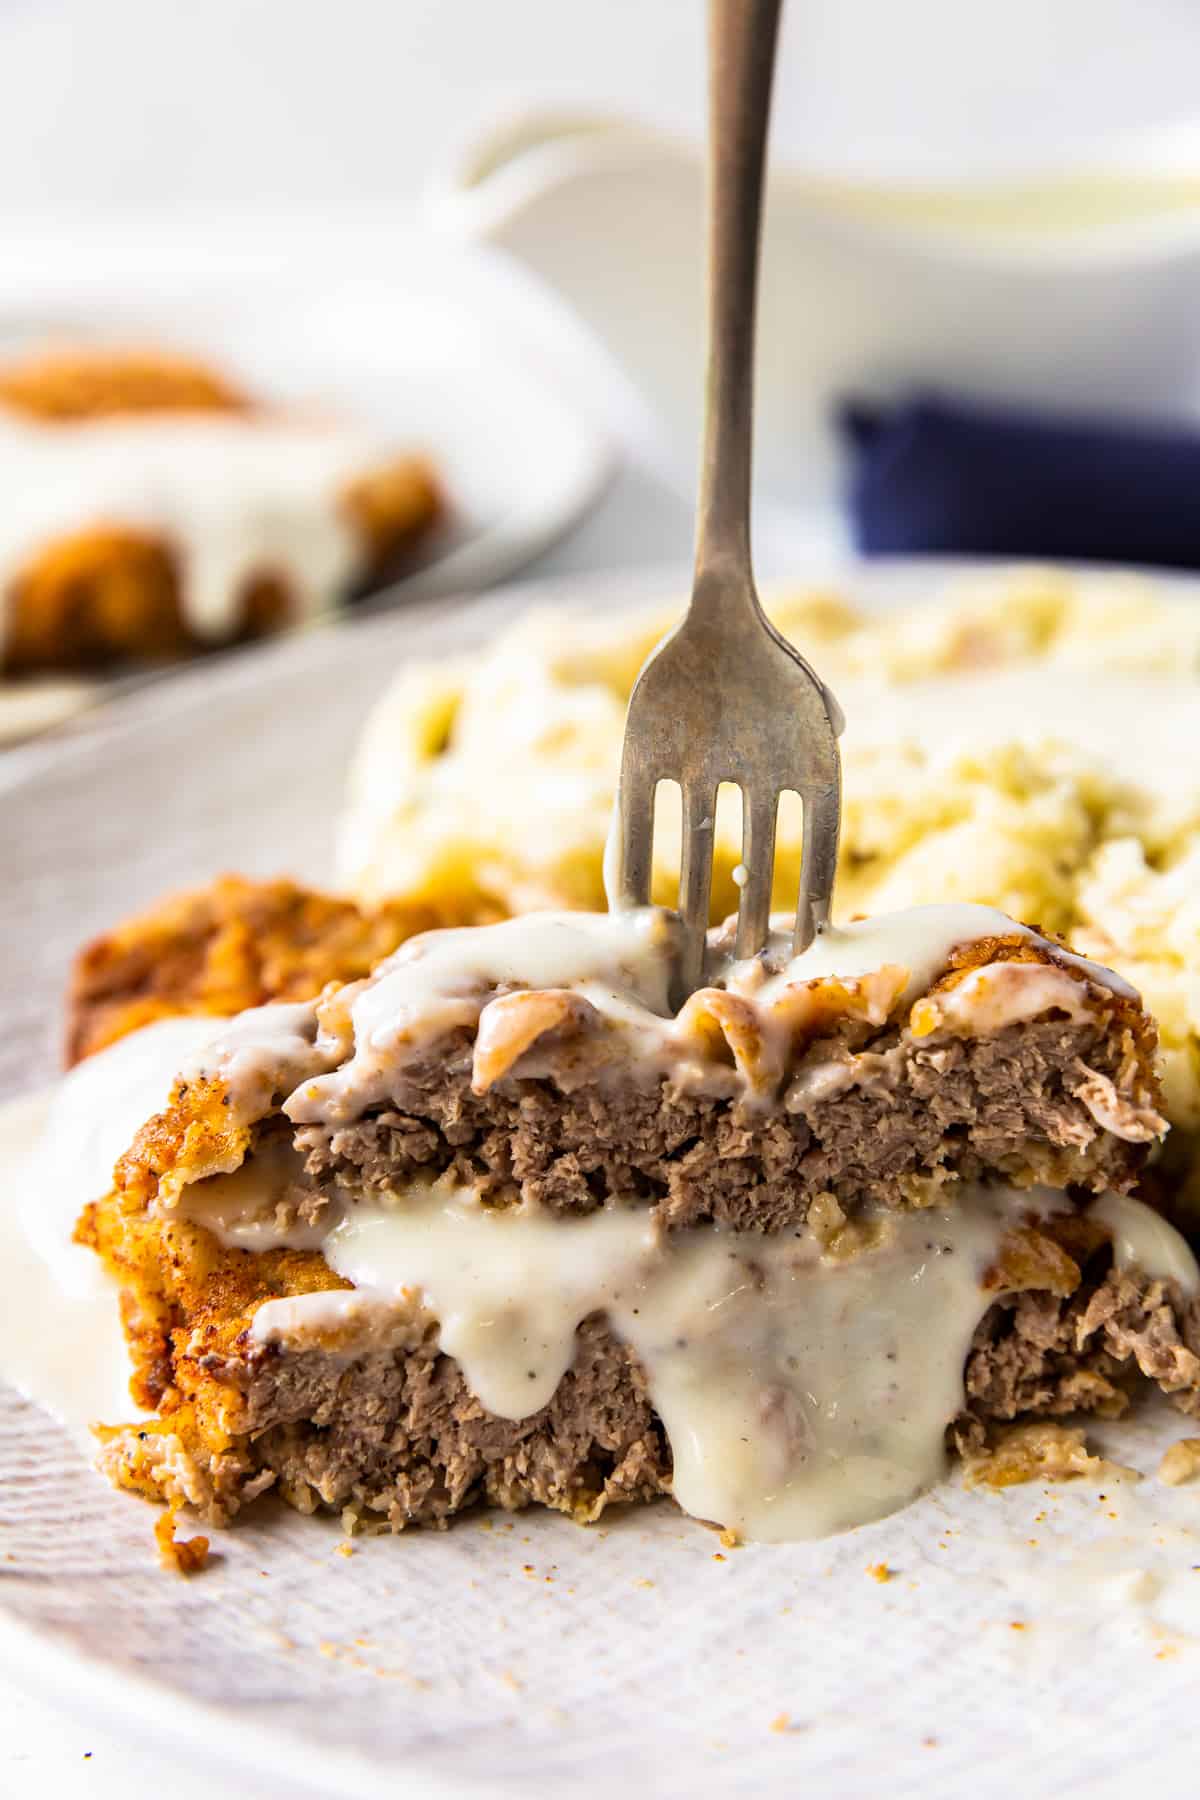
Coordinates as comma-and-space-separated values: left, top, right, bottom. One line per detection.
609, 0, 843, 996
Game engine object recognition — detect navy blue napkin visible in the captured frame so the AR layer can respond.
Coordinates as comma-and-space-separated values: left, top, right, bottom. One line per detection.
842, 393, 1200, 569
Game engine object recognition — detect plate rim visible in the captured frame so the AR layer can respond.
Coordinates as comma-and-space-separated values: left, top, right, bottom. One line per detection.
0, 1602, 489, 1800
0, 243, 619, 753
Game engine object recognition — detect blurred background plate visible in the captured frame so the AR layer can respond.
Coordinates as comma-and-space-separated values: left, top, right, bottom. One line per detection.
0, 234, 616, 611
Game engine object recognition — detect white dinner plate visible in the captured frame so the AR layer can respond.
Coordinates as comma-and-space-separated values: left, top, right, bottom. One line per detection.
0, 237, 614, 744
1, 564, 1198, 1800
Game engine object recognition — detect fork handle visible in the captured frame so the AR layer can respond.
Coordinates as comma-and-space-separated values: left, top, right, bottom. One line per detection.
694, 0, 782, 605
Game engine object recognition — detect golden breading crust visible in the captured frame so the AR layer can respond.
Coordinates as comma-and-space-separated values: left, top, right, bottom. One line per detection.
66, 872, 498, 1066
4, 530, 298, 668
0, 349, 442, 673
79, 1189, 346, 1413
71, 871, 503, 1405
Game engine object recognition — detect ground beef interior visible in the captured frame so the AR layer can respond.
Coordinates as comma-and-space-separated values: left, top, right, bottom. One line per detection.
100, 1257, 1200, 1531
293, 1012, 1148, 1232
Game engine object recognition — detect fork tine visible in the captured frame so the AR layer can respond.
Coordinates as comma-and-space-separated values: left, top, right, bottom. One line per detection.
613, 759, 658, 908
735, 786, 778, 961
678, 778, 717, 994
794, 781, 841, 954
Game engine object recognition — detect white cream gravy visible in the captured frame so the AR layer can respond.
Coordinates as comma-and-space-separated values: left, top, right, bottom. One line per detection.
190, 901, 1136, 1129
244, 1172, 1199, 1542
0, 1087, 133, 1447
746, 904, 1134, 1009
255, 1179, 1039, 1539
0, 1016, 230, 1444
1089, 1191, 1200, 1294
21, 1015, 231, 1296
916, 960, 1092, 1036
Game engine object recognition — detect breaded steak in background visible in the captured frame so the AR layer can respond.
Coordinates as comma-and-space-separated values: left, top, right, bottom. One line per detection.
0, 348, 440, 672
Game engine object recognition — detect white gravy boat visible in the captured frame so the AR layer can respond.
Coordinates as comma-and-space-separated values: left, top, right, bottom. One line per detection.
431, 109, 1200, 502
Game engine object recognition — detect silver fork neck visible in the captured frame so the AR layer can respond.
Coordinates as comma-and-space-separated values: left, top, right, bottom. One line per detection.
692, 0, 782, 602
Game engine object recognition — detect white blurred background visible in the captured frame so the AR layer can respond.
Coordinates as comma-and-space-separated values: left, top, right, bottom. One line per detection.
4, 0, 1200, 577
1, 0, 1199, 222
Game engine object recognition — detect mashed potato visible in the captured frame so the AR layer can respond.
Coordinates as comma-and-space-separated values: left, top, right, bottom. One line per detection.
338, 565, 1200, 1147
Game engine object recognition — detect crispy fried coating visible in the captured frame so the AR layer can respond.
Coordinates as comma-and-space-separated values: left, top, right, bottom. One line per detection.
0, 349, 442, 672
4, 530, 294, 669
933, 930, 1161, 1070
71, 870, 502, 1403
339, 455, 443, 584
66, 872, 498, 1066
77, 1181, 345, 1411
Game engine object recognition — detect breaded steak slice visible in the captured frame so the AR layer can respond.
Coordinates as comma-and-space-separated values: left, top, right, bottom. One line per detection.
0, 348, 442, 672
73, 906, 1196, 1537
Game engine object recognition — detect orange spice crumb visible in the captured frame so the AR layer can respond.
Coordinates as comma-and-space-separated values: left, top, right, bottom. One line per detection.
154, 1508, 209, 1576
867, 1562, 893, 1583
770, 1713, 790, 1734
